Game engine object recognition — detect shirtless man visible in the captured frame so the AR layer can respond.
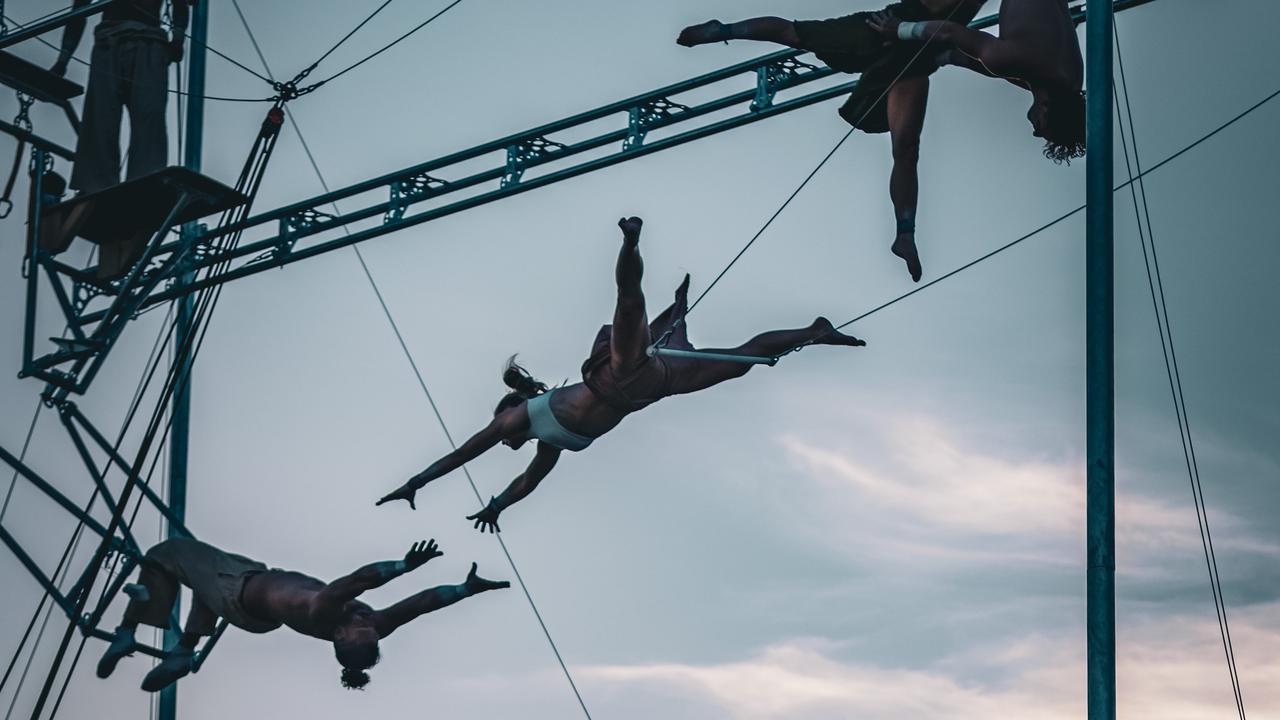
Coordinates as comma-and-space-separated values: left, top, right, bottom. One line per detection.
96, 538, 508, 691
868, 0, 1086, 163
678, 1, 989, 282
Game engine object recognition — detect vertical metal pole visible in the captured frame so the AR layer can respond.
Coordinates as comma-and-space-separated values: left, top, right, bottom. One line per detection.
1086, 2, 1115, 720
160, 2, 206, 718
23, 148, 45, 376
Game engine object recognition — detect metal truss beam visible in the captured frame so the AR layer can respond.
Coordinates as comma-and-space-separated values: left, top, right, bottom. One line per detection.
83, 0, 1158, 314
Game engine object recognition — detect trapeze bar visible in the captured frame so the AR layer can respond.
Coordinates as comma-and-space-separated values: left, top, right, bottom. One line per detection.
86, 627, 167, 661
0, 118, 74, 160
650, 347, 779, 366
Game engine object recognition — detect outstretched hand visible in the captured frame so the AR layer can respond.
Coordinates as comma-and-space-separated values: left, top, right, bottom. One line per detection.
618, 216, 643, 240
376, 483, 418, 510
866, 11, 901, 39
404, 539, 442, 571
466, 497, 502, 534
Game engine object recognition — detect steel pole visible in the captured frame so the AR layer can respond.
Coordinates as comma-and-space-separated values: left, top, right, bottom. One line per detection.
1086, 1, 1116, 719
159, 2, 207, 718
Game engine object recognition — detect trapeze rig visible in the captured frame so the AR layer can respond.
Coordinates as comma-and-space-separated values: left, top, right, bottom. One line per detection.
0, 1, 1165, 718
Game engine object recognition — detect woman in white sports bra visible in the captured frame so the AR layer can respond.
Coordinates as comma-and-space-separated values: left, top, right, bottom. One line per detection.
376, 217, 867, 533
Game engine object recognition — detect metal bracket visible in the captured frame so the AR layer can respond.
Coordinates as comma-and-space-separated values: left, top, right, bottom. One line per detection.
751, 57, 819, 112
263, 208, 331, 263
624, 98, 690, 151
384, 173, 449, 223
502, 136, 566, 188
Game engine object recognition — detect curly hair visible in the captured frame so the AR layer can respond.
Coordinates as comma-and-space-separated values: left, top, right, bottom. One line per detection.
1042, 89, 1087, 165
340, 666, 372, 691
493, 355, 549, 415
334, 638, 380, 691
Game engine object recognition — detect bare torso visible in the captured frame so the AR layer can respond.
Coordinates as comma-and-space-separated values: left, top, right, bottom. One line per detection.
546, 382, 629, 437
241, 570, 371, 640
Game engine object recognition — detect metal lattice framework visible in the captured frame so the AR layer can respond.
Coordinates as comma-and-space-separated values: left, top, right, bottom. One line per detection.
0, 0, 1159, 717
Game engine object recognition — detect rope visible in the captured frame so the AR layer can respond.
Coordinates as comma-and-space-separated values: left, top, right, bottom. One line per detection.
677, 3, 968, 324
302, 0, 398, 77
0, 13, 275, 103
1, 300, 170, 715
768, 82, 1280, 359
226, 10, 593, 716
294, 0, 462, 96
29, 105, 285, 720
1113, 25, 1247, 719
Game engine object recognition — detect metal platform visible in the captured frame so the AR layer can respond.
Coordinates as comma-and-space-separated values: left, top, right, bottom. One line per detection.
39, 166, 248, 278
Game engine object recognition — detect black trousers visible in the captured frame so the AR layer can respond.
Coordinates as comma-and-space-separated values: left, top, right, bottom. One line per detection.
70, 32, 169, 193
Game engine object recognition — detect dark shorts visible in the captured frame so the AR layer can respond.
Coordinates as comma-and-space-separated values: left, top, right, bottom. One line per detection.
793, 13, 885, 75
127, 538, 282, 634
794, 2, 983, 134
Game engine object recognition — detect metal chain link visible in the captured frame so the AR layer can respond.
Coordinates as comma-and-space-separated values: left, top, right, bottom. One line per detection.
14, 91, 33, 131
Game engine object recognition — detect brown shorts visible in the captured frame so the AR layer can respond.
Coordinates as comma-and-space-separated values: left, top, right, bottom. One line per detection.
126, 538, 282, 634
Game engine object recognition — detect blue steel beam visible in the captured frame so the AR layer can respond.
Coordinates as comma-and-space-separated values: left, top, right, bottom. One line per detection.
76, 0, 1161, 315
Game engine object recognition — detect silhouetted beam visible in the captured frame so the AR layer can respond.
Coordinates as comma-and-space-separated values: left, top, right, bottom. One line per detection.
0, 0, 120, 51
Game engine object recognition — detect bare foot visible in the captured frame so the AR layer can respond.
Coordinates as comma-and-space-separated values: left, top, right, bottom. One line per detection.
891, 233, 922, 282
811, 317, 866, 347
677, 20, 731, 47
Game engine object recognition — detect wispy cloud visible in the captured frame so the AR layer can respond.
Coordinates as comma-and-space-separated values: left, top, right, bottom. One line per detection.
584, 605, 1280, 720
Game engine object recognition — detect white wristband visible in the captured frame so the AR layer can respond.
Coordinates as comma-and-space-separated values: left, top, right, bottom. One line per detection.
897, 22, 927, 41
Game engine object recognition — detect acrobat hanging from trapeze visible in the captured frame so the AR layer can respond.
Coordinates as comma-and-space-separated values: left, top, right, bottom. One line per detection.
376, 217, 865, 530
96, 538, 508, 692
677, 0, 991, 283
867, 0, 1087, 163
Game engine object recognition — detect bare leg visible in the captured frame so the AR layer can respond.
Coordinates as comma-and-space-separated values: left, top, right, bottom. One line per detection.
610, 217, 650, 376
669, 318, 864, 395
678, 17, 802, 48
886, 77, 929, 283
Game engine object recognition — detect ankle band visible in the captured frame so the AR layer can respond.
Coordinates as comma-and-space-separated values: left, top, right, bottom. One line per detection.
897, 22, 927, 41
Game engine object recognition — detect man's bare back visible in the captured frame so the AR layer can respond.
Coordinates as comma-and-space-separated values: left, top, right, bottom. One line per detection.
97, 539, 509, 692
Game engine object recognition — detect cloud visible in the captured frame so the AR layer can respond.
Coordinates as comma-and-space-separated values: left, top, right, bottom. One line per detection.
584, 605, 1280, 720
773, 416, 1266, 574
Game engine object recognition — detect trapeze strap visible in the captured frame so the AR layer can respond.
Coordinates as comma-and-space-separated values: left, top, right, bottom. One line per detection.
648, 346, 779, 367
526, 391, 594, 452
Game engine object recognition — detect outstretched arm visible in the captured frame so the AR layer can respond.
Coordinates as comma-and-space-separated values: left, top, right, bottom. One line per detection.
377, 414, 518, 509
372, 563, 509, 638
467, 442, 562, 533
51, 0, 91, 77
312, 540, 443, 619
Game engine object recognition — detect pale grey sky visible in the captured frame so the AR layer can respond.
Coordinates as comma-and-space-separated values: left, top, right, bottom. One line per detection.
1, 1, 1278, 718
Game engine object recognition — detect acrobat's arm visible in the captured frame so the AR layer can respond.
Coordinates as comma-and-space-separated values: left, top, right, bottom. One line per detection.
313, 540, 443, 616
372, 563, 509, 638
377, 415, 518, 509
51, 0, 91, 77
467, 442, 562, 533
